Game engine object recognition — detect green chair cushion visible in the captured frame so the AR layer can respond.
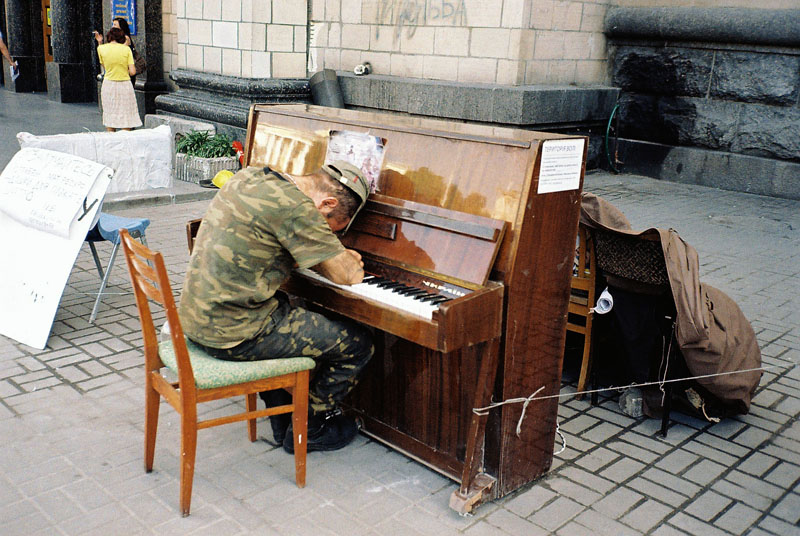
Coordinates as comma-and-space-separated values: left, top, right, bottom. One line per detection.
158, 339, 315, 390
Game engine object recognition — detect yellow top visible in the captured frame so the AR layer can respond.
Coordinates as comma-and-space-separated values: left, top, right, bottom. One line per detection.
97, 42, 133, 81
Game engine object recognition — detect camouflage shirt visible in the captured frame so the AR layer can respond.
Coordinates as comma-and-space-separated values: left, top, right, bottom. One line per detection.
179, 167, 345, 348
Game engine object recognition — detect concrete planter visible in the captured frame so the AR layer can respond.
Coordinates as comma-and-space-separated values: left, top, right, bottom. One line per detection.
175, 153, 239, 184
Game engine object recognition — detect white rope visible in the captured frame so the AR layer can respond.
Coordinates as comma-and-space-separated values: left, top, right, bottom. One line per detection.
554, 417, 567, 455
472, 360, 797, 436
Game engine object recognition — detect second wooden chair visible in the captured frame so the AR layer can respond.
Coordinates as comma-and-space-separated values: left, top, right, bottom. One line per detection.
567, 224, 596, 400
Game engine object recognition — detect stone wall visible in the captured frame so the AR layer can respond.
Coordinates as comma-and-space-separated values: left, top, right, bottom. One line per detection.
309, 0, 611, 86
173, 0, 308, 79
605, 7, 800, 199
165, 0, 614, 86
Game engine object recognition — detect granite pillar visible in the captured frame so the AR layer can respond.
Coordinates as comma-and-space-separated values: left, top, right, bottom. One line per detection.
47, 0, 94, 102
130, 0, 169, 116
4, 0, 47, 92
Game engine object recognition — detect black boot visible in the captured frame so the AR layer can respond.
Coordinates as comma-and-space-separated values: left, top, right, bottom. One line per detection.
283, 408, 359, 454
259, 389, 292, 444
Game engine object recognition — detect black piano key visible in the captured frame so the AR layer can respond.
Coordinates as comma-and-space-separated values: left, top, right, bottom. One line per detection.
406, 289, 430, 297
430, 296, 451, 304
417, 294, 441, 302
397, 287, 422, 295
393, 284, 417, 293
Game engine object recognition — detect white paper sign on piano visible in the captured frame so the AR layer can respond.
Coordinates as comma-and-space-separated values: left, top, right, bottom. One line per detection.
0, 148, 113, 349
537, 139, 586, 194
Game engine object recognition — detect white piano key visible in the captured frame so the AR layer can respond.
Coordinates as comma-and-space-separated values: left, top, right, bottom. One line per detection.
296, 269, 438, 320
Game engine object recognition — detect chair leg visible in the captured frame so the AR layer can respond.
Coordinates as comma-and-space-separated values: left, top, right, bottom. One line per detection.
246, 393, 257, 442
575, 327, 593, 400
88, 242, 104, 278
659, 320, 678, 438
661, 382, 672, 438
179, 413, 198, 517
89, 240, 121, 324
292, 370, 309, 488
144, 374, 160, 473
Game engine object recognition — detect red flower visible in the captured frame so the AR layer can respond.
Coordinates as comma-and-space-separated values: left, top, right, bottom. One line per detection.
232, 141, 245, 166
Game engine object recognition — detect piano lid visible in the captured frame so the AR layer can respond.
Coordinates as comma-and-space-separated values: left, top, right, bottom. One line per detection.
341, 194, 507, 287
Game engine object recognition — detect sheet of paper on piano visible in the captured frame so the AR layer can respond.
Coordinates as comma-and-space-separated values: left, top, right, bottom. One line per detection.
0, 148, 113, 349
537, 138, 586, 194
325, 130, 386, 193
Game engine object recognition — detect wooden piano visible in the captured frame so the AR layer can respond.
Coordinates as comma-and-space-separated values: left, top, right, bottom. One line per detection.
243, 104, 586, 513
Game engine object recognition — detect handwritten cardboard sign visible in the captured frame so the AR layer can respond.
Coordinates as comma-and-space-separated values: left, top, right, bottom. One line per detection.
0, 148, 113, 349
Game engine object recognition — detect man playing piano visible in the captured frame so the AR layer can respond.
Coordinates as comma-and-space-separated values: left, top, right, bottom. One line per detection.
179, 162, 374, 453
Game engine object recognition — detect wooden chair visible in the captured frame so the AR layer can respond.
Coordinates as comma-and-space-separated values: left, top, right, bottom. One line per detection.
118, 228, 314, 516
567, 224, 596, 400
591, 227, 677, 436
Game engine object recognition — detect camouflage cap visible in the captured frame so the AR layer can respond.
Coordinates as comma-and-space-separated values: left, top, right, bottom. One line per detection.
321, 161, 369, 234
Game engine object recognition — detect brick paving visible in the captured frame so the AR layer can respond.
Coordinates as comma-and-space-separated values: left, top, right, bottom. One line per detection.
1, 91, 799, 535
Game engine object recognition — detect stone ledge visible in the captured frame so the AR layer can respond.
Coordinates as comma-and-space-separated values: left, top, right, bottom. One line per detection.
605, 7, 800, 46
103, 180, 217, 211
337, 72, 619, 127
608, 138, 800, 200
155, 69, 311, 134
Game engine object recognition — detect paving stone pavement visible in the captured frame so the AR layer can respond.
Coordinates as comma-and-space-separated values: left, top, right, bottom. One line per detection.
1, 171, 797, 536
1, 91, 799, 535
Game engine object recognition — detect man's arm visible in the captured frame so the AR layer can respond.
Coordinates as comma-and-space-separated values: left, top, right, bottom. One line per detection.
0, 38, 14, 67
312, 249, 364, 285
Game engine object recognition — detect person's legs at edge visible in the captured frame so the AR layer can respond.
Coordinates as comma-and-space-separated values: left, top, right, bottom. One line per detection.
216, 295, 374, 451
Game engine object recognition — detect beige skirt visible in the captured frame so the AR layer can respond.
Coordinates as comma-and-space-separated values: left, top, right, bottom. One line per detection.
101, 79, 142, 129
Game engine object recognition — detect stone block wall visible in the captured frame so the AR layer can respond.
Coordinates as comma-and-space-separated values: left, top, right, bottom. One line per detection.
310, 0, 612, 86
605, 7, 800, 199
160, 1, 799, 88
163, 0, 615, 86
172, 0, 308, 80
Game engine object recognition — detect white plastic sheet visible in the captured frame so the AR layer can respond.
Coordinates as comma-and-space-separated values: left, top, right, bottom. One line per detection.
17, 125, 173, 194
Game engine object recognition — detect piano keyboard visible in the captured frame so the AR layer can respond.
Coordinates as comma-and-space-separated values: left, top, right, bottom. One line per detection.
295, 269, 452, 320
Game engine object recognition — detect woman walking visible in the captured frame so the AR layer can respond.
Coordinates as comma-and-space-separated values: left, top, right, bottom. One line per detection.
95, 27, 141, 132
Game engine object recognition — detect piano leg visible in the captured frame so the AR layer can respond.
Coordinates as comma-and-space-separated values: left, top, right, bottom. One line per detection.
449, 337, 501, 515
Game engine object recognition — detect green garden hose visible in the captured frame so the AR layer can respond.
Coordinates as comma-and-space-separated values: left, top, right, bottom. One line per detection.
604, 103, 620, 174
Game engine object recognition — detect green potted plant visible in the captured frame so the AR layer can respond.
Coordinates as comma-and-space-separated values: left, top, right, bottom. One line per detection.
175, 130, 241, 185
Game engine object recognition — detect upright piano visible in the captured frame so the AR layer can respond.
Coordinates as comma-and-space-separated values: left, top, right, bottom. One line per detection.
243, 104, 586, 513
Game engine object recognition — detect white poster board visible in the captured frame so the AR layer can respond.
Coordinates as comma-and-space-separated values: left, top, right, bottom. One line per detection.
537, 139, 585, 194
0, 148, 113, 349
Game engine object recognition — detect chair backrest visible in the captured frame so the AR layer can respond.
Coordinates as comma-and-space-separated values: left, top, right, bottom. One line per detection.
119, 229, 197, 395
186, 218, 202, 254
592, 228, 670, 292
573, 224, 594, 283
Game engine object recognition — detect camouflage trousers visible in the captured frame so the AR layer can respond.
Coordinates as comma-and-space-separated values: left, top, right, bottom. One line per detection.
203, 294, 374, 414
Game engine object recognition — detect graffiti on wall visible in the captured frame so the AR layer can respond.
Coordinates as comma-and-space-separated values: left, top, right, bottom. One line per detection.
375, 0, 468, 40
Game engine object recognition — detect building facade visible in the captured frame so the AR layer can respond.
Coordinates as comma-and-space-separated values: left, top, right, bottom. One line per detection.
2, 0, 798, 196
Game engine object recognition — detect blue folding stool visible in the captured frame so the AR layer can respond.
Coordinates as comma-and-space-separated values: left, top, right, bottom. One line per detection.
85, 212, 150, 323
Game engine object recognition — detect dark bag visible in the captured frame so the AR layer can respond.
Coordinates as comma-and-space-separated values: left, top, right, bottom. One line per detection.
132, 46, 146, 75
